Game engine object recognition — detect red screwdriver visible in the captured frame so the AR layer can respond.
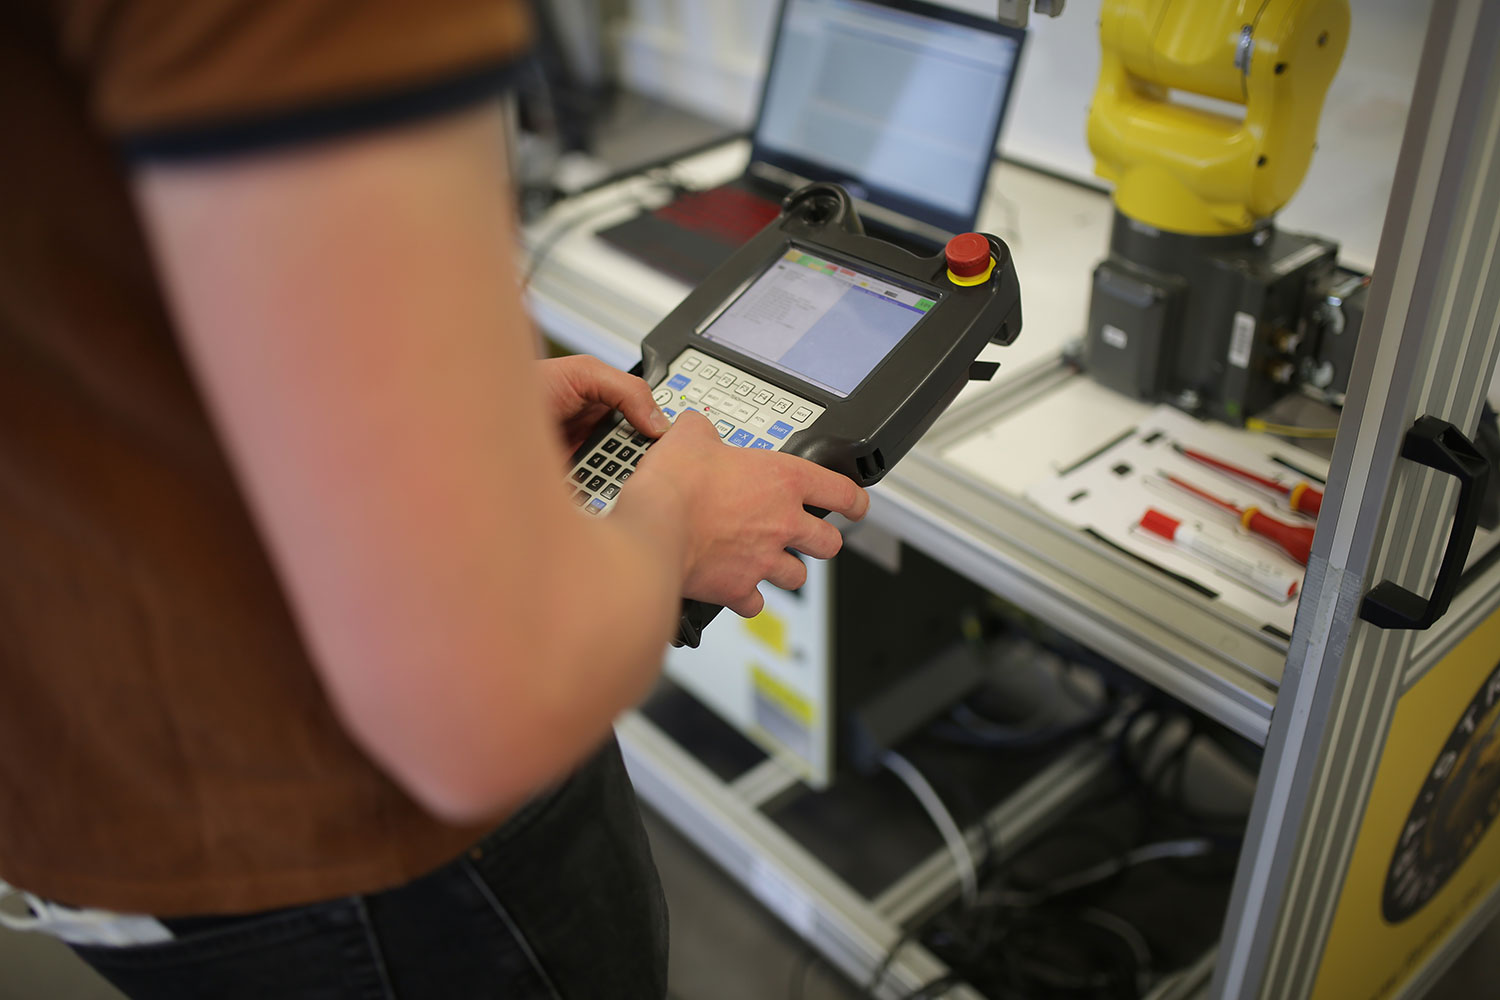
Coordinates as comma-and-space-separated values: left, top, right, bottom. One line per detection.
1173, 444, 1324, 517
1160, 472, 1315, 566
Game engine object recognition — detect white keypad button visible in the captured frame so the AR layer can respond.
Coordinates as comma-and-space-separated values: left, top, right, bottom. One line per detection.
792, 406, 813, 422
771, 399, 792, 414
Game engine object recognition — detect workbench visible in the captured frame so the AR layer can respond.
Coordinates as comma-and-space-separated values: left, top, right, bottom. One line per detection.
522, 8, 1500, 991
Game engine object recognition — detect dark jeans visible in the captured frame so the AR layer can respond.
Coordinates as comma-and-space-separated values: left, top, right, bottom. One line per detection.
72, 738, 668, 999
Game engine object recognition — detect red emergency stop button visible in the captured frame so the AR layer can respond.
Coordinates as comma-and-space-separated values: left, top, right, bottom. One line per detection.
945, 233, 994, 285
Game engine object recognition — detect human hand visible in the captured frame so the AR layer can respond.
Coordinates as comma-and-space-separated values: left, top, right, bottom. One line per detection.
538, 355, 670, 453
623, 411, 870, 618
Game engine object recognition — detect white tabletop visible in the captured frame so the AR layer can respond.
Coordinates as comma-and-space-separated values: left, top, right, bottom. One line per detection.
523, 140, 1114, 388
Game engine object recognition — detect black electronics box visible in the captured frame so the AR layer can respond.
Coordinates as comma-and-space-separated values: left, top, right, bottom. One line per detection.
1085, 213, 1337, 425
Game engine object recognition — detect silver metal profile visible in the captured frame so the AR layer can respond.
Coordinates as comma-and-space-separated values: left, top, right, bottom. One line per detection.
1211, 2, 1500, 997
1397, 878, 1500, 999
728, 758, 803, 812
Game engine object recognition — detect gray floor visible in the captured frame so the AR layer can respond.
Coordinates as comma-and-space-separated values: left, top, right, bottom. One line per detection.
645, 808, 859, 1000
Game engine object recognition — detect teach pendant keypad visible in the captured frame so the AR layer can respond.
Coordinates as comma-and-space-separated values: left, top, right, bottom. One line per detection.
564, 347, 825, 516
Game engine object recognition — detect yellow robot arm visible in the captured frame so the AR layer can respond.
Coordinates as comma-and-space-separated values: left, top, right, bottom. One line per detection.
1088, 0, 1349, 236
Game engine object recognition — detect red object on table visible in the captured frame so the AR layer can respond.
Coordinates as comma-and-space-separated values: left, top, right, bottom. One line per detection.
1161, 473, 1316, 566
1176, 445, 1324, 517
1139, 508, 1183, 541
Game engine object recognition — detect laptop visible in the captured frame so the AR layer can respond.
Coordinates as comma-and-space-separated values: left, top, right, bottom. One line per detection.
597, 0, 1025, 285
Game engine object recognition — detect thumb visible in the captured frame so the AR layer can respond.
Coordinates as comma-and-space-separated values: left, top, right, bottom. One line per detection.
670, 408, 719, 438
616, 383, 672, 437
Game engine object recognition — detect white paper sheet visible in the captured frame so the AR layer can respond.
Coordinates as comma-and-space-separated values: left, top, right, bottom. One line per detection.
1021, 407, 1330, 635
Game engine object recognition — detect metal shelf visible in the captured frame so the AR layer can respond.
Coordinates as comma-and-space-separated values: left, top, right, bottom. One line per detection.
877, 370, 1291, 746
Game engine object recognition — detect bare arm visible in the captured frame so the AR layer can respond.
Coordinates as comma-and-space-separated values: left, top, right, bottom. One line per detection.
135, 106, 689, 821
134, 103, 866, 823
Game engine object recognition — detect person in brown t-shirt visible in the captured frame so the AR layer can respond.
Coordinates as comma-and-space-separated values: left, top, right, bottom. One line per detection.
0, 1, 868, 996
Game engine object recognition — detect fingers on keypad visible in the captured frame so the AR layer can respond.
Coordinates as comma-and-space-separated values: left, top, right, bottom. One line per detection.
650, 349, 823, 454
564, 351, 827, 516
568, 421, 652, 515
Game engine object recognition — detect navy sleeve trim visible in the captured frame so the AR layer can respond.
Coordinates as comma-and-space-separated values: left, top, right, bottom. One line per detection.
120, 57, 529, 164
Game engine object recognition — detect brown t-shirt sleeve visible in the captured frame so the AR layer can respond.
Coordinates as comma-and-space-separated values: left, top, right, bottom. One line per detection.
56, 0, 534, 161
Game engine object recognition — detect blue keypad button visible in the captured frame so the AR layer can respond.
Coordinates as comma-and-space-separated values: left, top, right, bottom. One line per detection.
767, 421, 794, 440
667, 374, 691, 391
587, 499, 607, 514
750, 438, 775, 450
714, 419, 735, 438
662, 407, 677, 420
728, 429, 754, 447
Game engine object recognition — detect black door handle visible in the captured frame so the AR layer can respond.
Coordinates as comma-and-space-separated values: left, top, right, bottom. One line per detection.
1360, 416, 1491, 631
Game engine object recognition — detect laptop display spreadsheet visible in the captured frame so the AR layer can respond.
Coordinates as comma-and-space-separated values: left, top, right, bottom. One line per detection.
593, 0, 1023, 287
752, 0, 1024, 234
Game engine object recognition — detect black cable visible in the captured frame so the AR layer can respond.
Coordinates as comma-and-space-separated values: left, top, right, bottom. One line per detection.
977, 837, 1221, 909
928, 638, 1120, 753
929, 702, 1112, 752
911, 702, 1254, 1000
921, 904, 1148, 1000
863, 927, 916, 998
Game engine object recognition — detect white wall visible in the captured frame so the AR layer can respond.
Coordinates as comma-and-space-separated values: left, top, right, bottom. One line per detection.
614, 0, 780, 127
613, 0, 1430, 268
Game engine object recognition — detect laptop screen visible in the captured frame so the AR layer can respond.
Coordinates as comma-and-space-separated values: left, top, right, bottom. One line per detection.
751, 0, 1024, 236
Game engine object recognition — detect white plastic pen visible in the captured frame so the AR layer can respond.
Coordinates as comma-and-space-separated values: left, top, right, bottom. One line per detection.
1139, 508, 1300, 602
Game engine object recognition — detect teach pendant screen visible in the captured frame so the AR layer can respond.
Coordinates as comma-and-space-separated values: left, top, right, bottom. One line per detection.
701, 249, 935, 398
